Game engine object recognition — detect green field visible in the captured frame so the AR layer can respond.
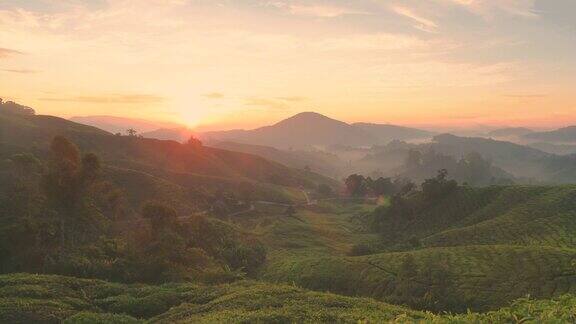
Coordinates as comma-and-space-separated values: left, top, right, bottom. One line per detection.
2, 273, 576, 323
220, 192, 576, 313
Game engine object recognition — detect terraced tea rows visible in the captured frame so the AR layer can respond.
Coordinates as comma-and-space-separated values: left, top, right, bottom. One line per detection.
2, 273, 576, 323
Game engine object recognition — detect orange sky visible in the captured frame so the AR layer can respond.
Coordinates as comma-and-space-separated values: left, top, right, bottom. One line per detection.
1, 0, 575, 131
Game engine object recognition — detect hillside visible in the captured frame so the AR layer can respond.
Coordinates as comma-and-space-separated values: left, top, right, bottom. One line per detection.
430, 134, 576, 183
209, 141, 345, 177
140, 127, 195, 142
487, 127, 534, 137
0, 106, 337, 205
202, 112, 433, 150
203, 112, 374, 149
530, 142, 576, 155
69, 115, 183, 134
524, 126, 576, 143
352, 122, 434, 143
361, 134, 576, 184
3, 273, 576, 323
208, 182, 576, 313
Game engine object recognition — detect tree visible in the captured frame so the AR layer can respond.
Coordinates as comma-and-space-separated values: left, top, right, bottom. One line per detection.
405, 149, 422, 169
371, 177, 396, 196
345, 174, 367, 197
186, 136, 203, 148
10, 153, 42, 177
41, 137, 110, 247
142, 202, 178, 233
421, 169, 457, 201
317, 183, 333, 197
0, 98, 35, 115
81, 153, 101, 183
43, 136, 82, 208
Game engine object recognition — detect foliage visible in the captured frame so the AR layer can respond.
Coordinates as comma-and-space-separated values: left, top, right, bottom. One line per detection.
344, 174, 409, 197
0, 98, 35, 115
0, 137, 267, 284
3, 273, 576, 323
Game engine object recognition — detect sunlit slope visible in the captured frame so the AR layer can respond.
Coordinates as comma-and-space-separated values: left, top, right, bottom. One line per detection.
0, 109, 337, 205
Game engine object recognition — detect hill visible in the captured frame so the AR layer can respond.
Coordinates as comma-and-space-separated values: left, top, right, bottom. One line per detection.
530, 142, 576, 155
202, 112, 433, 150
429, 134, 576, 183
217, 183, 576, 313
524, 126, 576, 143
140, 127, 195, 142
360, 134, 576, 184
487, 127, 533, 137
352, 122, 434, 143
3, 273, 576, 323
208, 141, 345, 177
69, 115, 183, 134
203, 112, 374, 149
1, 104, 337, 202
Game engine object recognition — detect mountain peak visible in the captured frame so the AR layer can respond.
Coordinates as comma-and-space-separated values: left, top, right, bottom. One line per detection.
274, 111, 348, 127
285, 111, 336, 121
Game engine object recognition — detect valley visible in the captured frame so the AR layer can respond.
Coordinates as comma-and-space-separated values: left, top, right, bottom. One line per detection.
4, 100, 576, 322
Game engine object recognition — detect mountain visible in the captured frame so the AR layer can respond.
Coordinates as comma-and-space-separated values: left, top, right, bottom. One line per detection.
1, 103, 338, 208
141, 126, 195, 142
487, 127, 533, 137
203, 112, 374, 149
529, 142, 576, 155
70, 115, 183, 134
359, 133, 576, 184
524, 126, 576, 143
426, 134, 563, 181
208, 140, 345, 177
352, 122, 434, 142
202, 112, 432, 150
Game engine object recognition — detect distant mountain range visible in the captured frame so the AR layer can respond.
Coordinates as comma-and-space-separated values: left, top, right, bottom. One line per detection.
358, 132, 576, 184
523, 126, 576, 143
487, 127, 534, 138
141, 127, 195, 142
208, 140, 345, 178
69, 116, 183, 134
201, 112, 434, 149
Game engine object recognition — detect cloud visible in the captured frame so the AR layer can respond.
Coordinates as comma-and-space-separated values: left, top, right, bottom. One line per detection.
39, 94, 165, 104
504, 94, 548, 98
277, 96, 306, 102
1, 68, 39, 74
0, 47, 23, 58
244, 97, 290, 110
444, 0, 539, 19
203, 92, 225, 99
391, 6, 438, 33
267, 2, 368, 18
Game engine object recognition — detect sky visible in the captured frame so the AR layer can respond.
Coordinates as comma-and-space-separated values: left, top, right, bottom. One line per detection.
0, 0, 575, 131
